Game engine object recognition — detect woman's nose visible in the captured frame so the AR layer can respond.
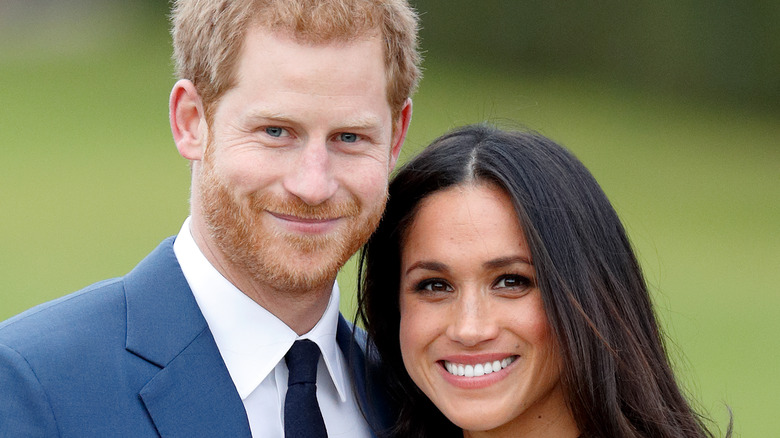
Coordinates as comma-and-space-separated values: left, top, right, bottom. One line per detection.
445, 291, 499, 347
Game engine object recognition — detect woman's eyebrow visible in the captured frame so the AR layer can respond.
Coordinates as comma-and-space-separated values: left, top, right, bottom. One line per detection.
404, 260, 449, 276
483, 256, 533, 270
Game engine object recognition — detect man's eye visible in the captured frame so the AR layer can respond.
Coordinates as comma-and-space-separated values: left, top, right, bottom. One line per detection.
339, 133, 360, 143
265, 127, 288, 137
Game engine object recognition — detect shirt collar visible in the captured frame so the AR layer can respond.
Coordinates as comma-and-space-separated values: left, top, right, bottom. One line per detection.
172, 217, 349, 402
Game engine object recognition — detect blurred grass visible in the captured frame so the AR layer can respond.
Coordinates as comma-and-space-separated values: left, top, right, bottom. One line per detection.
1, 6, 778, 437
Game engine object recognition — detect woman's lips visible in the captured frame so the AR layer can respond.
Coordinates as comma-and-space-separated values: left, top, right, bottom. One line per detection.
437, 354, 520, 389
442, 355, 518, 377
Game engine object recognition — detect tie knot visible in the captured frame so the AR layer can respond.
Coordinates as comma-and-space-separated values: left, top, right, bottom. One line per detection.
285, 339, 321, 385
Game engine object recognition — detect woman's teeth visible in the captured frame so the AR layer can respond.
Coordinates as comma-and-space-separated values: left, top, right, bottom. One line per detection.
443, 356, 516, 377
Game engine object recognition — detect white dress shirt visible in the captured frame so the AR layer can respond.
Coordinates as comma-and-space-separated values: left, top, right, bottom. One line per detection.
173, 218, 372, 437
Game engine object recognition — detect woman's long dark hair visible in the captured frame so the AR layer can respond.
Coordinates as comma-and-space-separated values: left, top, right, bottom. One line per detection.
356, 124, 729, 437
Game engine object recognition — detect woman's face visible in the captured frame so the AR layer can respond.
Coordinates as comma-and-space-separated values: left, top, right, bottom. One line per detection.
399, 183, 574, 436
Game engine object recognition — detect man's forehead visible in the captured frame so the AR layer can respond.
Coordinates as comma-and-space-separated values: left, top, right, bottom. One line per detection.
244, 24, 383, 55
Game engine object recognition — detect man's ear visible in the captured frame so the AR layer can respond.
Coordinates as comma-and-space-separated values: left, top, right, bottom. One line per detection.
170, 79, 207, 161
388, 98, 413, 171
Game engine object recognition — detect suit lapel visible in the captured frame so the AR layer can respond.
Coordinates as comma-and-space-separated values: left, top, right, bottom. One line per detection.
138, 328, 251, 437
336, 316, 397, 437
124, 237, 251, 438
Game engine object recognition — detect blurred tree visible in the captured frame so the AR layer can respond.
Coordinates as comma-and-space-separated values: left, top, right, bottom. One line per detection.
4, 0, 775, 107
411, 0, 780, 108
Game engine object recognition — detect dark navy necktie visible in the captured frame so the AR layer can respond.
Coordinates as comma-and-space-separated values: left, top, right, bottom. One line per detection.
284, 339, 327, 438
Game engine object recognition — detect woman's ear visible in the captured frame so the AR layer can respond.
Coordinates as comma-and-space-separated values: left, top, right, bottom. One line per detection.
170, 79, 207, 161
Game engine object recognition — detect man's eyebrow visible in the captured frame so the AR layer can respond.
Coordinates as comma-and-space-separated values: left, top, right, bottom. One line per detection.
339, 115, 384, 131
243, 109, 383, 131
404, 260, 449, 276
243, 109, 295, 124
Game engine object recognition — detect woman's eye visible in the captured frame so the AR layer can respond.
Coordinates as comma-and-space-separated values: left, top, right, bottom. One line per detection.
418, 280, 453, 293
494, 275, 530, 290
339, 133, 360, 143
264, 127, 288, 137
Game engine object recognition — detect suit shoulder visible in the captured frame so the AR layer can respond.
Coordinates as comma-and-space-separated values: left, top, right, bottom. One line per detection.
0, 343, 60, 436
0, 237, 179, 349
0, 277, 127, 353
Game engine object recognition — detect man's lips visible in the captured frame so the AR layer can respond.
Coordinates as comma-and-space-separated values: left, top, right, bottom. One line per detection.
269, 212, 339, 223
268, 211, 342, 233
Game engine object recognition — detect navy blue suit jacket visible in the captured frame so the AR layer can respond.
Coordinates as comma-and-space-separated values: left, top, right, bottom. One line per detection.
0, 237, 392, 437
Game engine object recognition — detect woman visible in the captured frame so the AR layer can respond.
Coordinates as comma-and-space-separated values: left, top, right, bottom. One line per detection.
356, 124, 729, 437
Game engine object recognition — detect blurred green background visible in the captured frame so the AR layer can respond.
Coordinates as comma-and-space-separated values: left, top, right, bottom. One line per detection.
1, 1, 777, 435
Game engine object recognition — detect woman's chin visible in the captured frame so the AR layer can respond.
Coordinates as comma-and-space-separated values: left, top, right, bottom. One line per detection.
437, 404, 511, 434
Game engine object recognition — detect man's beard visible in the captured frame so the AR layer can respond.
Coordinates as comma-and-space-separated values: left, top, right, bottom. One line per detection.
198, 148, 385, 295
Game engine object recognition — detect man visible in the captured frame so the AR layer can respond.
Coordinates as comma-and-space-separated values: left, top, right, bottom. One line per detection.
0, 0, 420, 436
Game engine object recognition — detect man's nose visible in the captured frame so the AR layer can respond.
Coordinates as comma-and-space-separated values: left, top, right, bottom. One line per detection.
282, 140, 338, 206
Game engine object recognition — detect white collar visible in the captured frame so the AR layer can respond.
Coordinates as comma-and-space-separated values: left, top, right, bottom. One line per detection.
172, 217, 348, 401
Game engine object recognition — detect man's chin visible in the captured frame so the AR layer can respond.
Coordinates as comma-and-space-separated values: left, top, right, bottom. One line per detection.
245, 245, 349, 293
258, 265, 340, 295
